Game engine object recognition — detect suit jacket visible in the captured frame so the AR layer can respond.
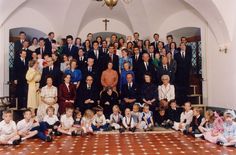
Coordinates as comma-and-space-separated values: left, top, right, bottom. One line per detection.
151, 41, 159, 51
13, 57, 28, 83
121, 83, 138, 101
81, 65, 98, 83
62, 45, 78, 58
40, 66, 61, 88
100, 47, 108, 54
106, 54, 119, 72
190, 115, 204, 130
14, 40, 23, 58
76, 56, 87, 71
87, 50, 107, 73
35, 47, 51, 57
77, 83, 99, 105
137, 61, 156, 84
174, 49, 192, 86
156, 64, 175, 85
44, 38, 52, 52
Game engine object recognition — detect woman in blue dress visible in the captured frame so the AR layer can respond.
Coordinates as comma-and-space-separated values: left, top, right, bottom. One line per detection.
65, 59, 82, 89
119, 48, 133, 72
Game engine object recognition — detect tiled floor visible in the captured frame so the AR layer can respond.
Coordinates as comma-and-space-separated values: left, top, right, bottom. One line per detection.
1, 131, 236, 155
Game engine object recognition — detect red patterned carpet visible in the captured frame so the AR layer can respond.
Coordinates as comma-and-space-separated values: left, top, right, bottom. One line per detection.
1, 131, 236, 155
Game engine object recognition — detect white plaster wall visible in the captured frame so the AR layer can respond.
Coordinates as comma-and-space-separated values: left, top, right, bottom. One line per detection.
78, 18, 133, 40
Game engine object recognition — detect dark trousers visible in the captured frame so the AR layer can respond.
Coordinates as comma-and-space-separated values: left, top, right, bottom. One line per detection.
16, 82, 28, 109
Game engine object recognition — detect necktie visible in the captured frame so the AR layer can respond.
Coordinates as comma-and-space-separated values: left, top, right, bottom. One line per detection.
181, 52, 185, 59
80, 57, 82, 61
95, 50, 98, 59
145, 62, 148, 71
89, 67, 92, 72
164, 65, 167, 71
22, 59, 25, 65
69, 45, 72, 51
128, 83, 131, 90
135, 55, 138, 61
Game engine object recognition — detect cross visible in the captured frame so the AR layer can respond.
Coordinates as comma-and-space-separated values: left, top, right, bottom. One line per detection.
102, 19, 110, 31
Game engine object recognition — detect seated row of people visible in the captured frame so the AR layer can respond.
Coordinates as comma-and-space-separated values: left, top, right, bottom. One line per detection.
1, 101, 235, 148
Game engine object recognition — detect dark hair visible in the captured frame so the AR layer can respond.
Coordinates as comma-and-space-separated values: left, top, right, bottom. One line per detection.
51, 39, 56, 44
166, 35, 173, 39
23, 109, 32, 114
39, 37, 45, 42
19, 31, 26, 35
153, 33, 159, 37
75, 37, 82, 45
87, 33, 93, 37
20, 49, 27, 54
46, 75, 54, 81
63, 73, 71, 81
48, 32, 54, 36
169, 99, 176, 104
3, 110, 12, 115
133, 32, 139, 36
170, 42, 177, 49
31, 37, 38, 43
66, 35, 73, 40
92, 40, 99, 45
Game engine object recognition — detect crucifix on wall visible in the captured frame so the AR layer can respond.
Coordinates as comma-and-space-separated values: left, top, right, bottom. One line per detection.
102, 19, 110, 31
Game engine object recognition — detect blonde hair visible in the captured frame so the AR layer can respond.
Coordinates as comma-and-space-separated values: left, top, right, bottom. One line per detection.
112, 105, 120, 113
46, 106, 55, 114
83, 109, 94, 119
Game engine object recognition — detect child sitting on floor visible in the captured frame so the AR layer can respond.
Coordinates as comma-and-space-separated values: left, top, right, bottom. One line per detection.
165, 100, 182, 128
140, 104, 154, 131
156, 107, 168, 127
131, 104, 142, 129
216, 110, 236, 147
195, 109, 215, 138
121, 108, 136, 133
43, 106, 61, 136
73, 110, 84, 135
0, 110, 21, 145
109, 105, 123, 130
58, 107, 78, 136
203, 111, 224, 143
81, 109, 94, 134
184, 107, 204, 136
92, 106, 108, 131
17, 109, 52, 142
173, 102, 193, 131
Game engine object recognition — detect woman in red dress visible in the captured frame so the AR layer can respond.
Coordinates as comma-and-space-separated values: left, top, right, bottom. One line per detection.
58, 74, 76, 114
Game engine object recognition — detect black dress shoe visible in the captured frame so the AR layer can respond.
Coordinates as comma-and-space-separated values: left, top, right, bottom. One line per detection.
71, 131, 77, 136
119, 128, 125, 133
12, 139, 21, 145
45, 136, 53, 142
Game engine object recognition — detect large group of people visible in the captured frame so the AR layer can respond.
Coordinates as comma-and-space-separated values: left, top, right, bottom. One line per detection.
0, 31, 235, 148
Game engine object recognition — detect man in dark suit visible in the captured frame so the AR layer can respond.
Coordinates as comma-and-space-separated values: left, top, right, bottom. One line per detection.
14, 31, 26, 59
175, 42, 192, 105
148, 45, 156, 61
62, 35, 78, 58
100, 40, 108, 54
35, 38, 51, 57
120, 73, 138, 113
151, 33, 160, 51
81, 58, 97, 84
164, 35, 174, 52
76, 48, 87, 71
156, 56, 175, 85
77, 75, 99, 114
13, 50, 28, 109
87, 41, 107, 89
132, 32, 140, 46
136, 52, 156, 85
132, 46, 142, 84
21, 40, 32, 60
106, 44, 119, 73
44, 32, 55, 52
40, 57, 61, 88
